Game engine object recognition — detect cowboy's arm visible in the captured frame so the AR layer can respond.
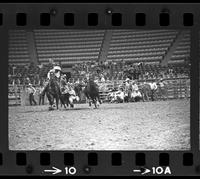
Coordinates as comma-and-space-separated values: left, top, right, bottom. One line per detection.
47, 69, 54, 79
32, 87, 36, 95
47, 71, 50, 79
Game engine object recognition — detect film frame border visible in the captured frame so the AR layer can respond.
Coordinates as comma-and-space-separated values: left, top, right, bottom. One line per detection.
0, 3, 199, 176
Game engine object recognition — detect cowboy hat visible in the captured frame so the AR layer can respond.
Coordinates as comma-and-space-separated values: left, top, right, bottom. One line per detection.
125, 78, 130, 81
53, 66, 61, 71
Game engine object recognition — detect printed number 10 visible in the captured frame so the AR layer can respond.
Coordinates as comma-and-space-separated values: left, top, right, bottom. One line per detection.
65, 167, 77, 175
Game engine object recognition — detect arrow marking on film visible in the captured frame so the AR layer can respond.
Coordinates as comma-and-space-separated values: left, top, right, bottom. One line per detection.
44, 167, 62, 175
141, 168, 151, 175
133, 168, 151, 175
133, 169, 141, 173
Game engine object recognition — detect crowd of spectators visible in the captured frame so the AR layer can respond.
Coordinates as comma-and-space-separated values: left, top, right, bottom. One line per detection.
8, 59, 60, 86
71, 60, 125, 82
71, 60, 190, 82
8, 59, 190, 87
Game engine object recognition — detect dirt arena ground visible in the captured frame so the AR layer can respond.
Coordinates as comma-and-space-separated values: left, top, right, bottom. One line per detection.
9, 99, 190, 151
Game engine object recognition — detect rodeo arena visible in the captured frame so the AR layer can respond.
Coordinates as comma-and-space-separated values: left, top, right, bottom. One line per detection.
9, 30, 190, 150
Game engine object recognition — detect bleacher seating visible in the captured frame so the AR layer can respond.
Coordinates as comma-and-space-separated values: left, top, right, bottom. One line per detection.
107, 30, 179, 63
9, 29, 190, 67
8, 30, 191, 106
9, 30, 30, 65
170, 31, 190, 63
34, 30, 105, 65
8, 29, 190, 83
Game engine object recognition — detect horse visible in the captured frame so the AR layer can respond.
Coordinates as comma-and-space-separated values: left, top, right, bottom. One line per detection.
44, 73, 66, 110
139, 82, 158, 101
83, 79, 102, 108
138, 83, 151, 101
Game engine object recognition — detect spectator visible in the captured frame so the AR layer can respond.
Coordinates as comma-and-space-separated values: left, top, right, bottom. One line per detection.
27, 83, 37, 106
38, 85, 45, 105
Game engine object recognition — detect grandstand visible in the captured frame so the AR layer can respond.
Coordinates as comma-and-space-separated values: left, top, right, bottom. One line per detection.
8, 29, 191, 106
9, 29, 190, 68
9, 30, 30, 65
8, 30, 191, 82
34, 29, 105, 65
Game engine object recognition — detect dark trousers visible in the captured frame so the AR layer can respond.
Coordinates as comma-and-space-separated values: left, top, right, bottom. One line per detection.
134, 96, 142, 102
29, 93, 37, 105
39, 94, 45, 105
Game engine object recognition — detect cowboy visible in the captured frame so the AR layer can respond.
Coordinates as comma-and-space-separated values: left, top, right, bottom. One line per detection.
149, 80, 158, 91
125, 78, 130, 86
60, 74, 67, 93
27, 83, 37, 106
68, 85, 80, 104
132, 80, 139, 92
94, 76, 99, 84
100, 74, 105, 82
149, 80, 158, 101
157, 78, 167, 100
44, 65, 62, 92
47, 65, 62, 80
131, 89, 142, 102
116, 87, 125, 103
38, 85, 45, 105
124, 78, 132, 102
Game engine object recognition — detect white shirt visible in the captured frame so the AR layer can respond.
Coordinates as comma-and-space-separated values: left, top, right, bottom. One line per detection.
27, 86, 36, 95
125, 82, 130, 87
101, 77, 105, 82
132, 84, 139, 91
132, 91, 142, 98
159, 82, 165, 88
116, 91, 124, 99
68, 89, 76, 96
94, 79, 99, 84
149, 82, 157, 90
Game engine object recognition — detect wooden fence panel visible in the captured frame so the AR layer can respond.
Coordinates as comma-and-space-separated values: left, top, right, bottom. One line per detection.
8, 78, 190, 106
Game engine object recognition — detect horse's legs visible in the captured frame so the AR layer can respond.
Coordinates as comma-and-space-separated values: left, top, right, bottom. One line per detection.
154, 90, 158, 101
65, 95, 69, 107
96, 97, 100, 107
88, 99, 92, 107
85, 94, 91, 107
60, 95, 66, 108
151, 90, 155, 101
97, 94, 102, 104
55, 96, 59, 110
145, 91, 149, 101
92, 98, 97, 108
142, 93, 145, 102
46, 93, 54, 110
47, 93, 53, 105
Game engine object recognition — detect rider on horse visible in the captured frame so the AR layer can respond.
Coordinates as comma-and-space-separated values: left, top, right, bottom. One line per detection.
47, 65, 62, 81
42, 65, 62, 109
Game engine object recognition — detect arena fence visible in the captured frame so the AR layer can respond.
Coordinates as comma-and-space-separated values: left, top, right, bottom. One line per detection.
98, 78, 190, 102
8, 77, 190, 106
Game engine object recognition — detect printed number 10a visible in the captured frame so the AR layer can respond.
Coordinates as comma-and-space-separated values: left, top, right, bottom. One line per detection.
65, 167, 77, 175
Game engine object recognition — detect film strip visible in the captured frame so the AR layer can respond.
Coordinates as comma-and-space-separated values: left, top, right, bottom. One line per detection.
0, 3, 199, 176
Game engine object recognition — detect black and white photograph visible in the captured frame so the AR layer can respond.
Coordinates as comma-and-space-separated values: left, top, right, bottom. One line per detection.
8, 29, 190, 150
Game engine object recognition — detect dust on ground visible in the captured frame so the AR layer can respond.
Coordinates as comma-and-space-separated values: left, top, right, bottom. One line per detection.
9, 99, 190, 150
